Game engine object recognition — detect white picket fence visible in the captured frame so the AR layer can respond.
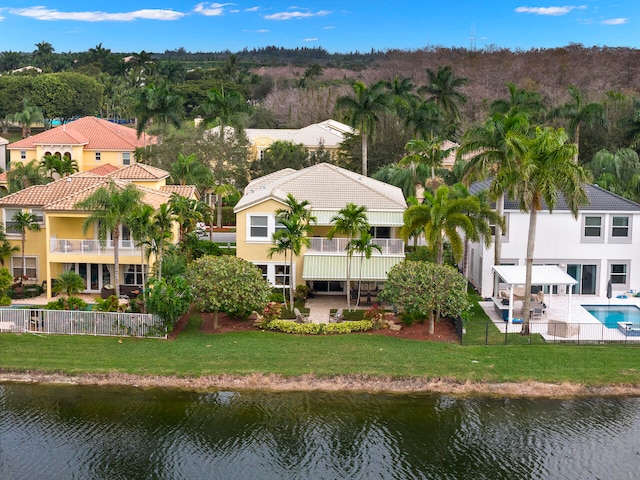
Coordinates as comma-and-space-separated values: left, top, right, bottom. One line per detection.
0, 308, 166, 338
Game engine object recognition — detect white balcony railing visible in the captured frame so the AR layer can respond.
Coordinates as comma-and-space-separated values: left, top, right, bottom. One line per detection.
307, 237, 404, 255
49, 239, 142, 256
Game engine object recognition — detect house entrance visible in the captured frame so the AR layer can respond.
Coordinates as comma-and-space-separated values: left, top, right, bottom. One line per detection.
567, 264, 597, 295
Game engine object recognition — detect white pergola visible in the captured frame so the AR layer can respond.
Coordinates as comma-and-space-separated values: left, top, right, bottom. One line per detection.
492, 265, 578, 323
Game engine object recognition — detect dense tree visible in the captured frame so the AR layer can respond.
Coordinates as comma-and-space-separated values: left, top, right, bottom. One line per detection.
76, 181, 143, 299
187, 255, 272, 329
7, 160, 50, 193
0, 225, 19, 267
199, 87, 252, 130
134, 82, 184, 138
9, 212, 41, 285
586, 148, 640, 203
335, 81, 390, 176
250, 140, 311, 178
7, 99, 44, 138
145, 276, 193, 331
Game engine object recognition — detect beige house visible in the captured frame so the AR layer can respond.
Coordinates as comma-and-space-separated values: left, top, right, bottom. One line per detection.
234, 163, 407, 295
7, 116, 156, 172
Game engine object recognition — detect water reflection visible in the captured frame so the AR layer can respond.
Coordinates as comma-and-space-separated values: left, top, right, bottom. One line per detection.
1, 384, 639, 479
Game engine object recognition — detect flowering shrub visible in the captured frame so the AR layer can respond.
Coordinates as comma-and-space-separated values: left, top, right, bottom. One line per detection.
363, 304, 386, 329
259, 319, 373, 335
255, 302, 283, 328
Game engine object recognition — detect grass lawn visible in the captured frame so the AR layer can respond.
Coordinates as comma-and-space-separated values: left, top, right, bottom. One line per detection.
2, 312, 640, 386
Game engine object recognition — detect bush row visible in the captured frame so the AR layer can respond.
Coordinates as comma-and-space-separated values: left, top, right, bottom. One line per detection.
261, 319, 373, 334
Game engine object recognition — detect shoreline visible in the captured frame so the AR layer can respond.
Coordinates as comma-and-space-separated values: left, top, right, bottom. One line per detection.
2, 371, 640, 398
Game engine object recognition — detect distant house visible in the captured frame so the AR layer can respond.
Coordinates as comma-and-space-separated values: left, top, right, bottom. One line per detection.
465, 180, 640, 299
6, 116, 156, 172
0, 135, 8, 171
234, 163, 407, 295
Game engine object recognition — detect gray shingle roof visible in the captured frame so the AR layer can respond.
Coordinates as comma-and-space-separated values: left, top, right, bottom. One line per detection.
469, 179, 640, 212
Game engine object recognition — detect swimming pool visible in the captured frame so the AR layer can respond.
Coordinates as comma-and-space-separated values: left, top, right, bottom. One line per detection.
583, 305, 640, 328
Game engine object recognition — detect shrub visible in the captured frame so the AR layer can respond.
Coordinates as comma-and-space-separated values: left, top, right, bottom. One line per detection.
0, 295, 11, 306
294, 284, 310, 300
259, 319, 373, 335
45, 296, 88, 311
93, 295, 127, 312
363, 304, 386, 329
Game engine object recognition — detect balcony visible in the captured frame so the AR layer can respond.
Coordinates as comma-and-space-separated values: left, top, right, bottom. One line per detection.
49, 239, 142, 256
307, 237, 404, 256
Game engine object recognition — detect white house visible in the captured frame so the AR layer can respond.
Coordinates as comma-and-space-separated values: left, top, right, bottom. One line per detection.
466, 180, 640, 299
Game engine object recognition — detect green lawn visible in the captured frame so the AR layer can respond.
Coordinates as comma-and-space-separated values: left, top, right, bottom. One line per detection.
1, 312, 640, 386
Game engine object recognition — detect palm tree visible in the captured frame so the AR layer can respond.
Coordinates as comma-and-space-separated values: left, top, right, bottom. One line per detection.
7, 99, 44, 138
349, 231, 382, 307
419, 65, 467, 128
372, 162, 427, 199
403, 99, 443, 140
149, 204, 174, 280
551, 85, 606, 163
400, 137, 453, 181
7, 160, 50, 193
384, 76, 417, 117
328, 203, 369, 309
272, 194, 316, 308
127, 204, 155, 301
52, 271, 86, 297
490, 82, 546, 120
199, 87, 252, 132
9, 212, 41, 285
335, 81, 390, 176
134, 82, 184, 138
499, 126, 591, 334
76, 181, 143, 299
169, 152, 211, 186
168, 194, 206, 244
458, 111, 531, 266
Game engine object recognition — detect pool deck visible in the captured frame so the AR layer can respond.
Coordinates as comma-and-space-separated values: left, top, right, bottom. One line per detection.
480, 292, 640, 342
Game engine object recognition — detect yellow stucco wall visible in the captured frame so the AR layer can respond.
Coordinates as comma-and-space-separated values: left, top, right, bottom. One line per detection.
8, 147, 134, 172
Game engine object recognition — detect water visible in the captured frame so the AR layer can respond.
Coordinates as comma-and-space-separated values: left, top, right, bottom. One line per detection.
583, 304, 640, 328
1, 384, 640, 480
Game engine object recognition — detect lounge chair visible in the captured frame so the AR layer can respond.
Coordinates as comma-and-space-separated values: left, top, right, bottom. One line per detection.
294, 308, 309, 323
331, 308, 344, 323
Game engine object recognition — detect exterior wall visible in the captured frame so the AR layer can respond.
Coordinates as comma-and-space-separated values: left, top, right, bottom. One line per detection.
83, 150, 135, 170
467, 209, 640, 298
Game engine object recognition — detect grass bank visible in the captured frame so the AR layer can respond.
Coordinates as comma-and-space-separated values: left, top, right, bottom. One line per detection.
1, 313, 640, 392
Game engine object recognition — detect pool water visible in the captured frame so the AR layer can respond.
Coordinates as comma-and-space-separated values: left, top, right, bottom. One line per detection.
583, 305, 640, 328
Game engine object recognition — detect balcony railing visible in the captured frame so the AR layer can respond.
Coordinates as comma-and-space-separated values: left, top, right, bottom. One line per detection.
49, 239, 142, 256
307, 237, 404, 255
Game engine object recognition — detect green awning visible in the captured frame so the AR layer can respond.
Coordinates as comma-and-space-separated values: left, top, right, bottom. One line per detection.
313, 210, 404, 226
302, 255, 404, 281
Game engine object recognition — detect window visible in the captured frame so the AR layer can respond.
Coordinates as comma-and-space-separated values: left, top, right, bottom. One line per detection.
12, 256, 37, 281
369, 226, 391, 239
95, 152, 101, 162
20, 151, 26, 160
4, 208, 22, 233
611, 216, 631, 242
250, 215, 269, 238
122, 152, 131, 166
582, 215, 603, 242
274, 264, 291, 286
259, 149, 265, 161
124, 265, 145, 285
609, 262, 629, 288
31, 209, 44, 225
256, 264, 268, 282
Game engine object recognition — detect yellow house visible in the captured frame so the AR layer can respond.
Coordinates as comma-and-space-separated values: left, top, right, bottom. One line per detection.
0, 165, 190, 299
234, 163, 407, 296
6, 116, 156, 171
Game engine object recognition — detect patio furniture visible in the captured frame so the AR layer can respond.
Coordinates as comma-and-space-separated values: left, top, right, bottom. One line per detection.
331, 308, 344, 323
294, 308, 309, 323
547, 319, 580, 338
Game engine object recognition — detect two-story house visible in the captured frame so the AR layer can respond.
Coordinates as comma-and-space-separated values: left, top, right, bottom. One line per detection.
466, 180, 640, 299
234, 163, 407, 295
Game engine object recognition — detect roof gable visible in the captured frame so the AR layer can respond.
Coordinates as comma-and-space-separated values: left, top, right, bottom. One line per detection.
107, 163, 169, 180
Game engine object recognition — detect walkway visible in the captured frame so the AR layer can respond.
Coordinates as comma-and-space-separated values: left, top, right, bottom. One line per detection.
305, 295, 360, 323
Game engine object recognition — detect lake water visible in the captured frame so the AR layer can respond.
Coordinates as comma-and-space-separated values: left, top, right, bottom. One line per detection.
1, 383, 639, 479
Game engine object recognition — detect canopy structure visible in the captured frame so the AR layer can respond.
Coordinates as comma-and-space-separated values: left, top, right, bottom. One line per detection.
492, 265, 578, 322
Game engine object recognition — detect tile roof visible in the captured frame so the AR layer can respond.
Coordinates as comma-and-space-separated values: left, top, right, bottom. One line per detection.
107, 163, 169, 180
160, 185, 199, 199
469, 179, 640, 212
7, 117, 156, 151
86, 164, 120, 176
235, 163, 407, 213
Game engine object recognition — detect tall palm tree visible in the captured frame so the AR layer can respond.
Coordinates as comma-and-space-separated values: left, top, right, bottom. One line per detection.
499, 126, 591, 334
134, 82, 184, 139
419, 65, 467, 128
328, 203, 369, 309
169, 152, 211, 186
168, 194, 206, 244
458, 111, 531, 266
490, 82, 546, 120
372, 162, 428, 199
403, 99, 443, 141
335, 81, 390, 176
9, 212, 41, 285
7, 160, 49, 193
76, 181, 143, 298
272, 194, 316, 308
149, 204, 174, 280
7, 99, 44, 138
551, 85, 606, 163
199, 87, 252, 132
400, 137, 453, 180
127, 203, 155, 300
384, 76, 417, 118
349, 231, 382, 307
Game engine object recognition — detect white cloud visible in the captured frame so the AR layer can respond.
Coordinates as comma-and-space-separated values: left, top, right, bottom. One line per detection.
602, 18, 628, 25
9, 6, 184, 21
515, 5, 586, 16
264, 10, 331, 21
303, 37, 318, 42
255, 29, 269, 33
246, 6, 260, 12
193, 3, 234, 17
322, 25, 335, 30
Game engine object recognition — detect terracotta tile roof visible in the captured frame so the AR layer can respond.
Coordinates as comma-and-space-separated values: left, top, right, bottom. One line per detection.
0, 173, 104, 207
160, 185, 199, 199
86, 164, 120, 176
108, 163, 169, 180
0, 172, 7, 182
7, 117, 156, 151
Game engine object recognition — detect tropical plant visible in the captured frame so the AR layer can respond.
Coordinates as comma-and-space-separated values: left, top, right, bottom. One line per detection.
7, 99, 44, 138
145, 276, 193, 332
400, 137, 453, 182
168, 194, 206, 244
7, 160, 50, 193
349, 231, 382, 307
335, 80, 390, 176
490, 82, 546, 120
586, 148, 640, 202
498, 126, 591, 334
52, 271, 86, 297
9, 211, 41, 285
127, 203, 155, 304
0, 267, 13, 305
199, 87, 252, 131
134, 82, 184, 138
148, 203, 174, 280
379, 260, 470, 335
328, 203, 369, 309
76, 181, 143, 298
187, 255, 272, 330
419, 65, 467, 129
0, 225, 19, 267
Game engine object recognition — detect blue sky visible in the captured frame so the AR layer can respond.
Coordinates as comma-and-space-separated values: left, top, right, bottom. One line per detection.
0, 1, 639, 54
